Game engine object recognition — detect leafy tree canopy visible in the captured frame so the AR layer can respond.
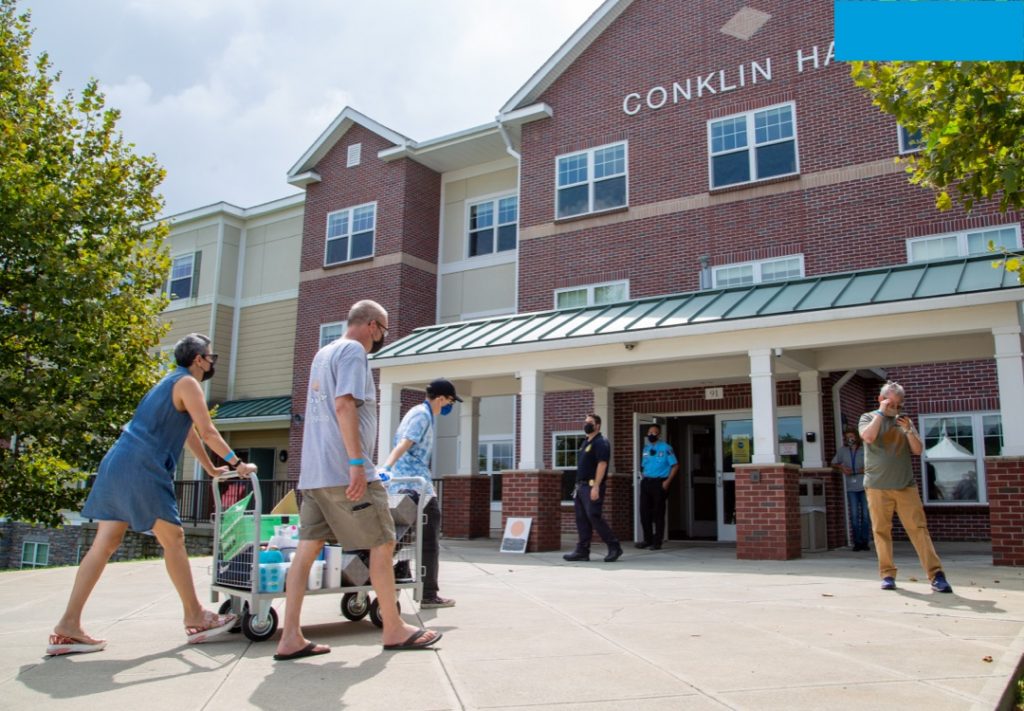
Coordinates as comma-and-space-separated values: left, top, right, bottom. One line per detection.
0, 0, 170, 527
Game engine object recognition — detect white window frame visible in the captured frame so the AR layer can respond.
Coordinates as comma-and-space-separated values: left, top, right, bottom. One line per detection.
711, 254, 805, 288
478, 436, 515, 509
21, 541, 49, 568
906, 224, 1022, 263
466, 192, 519, 259
707, 101, 800, 190
898, 125, 923, 155
324, 201, 377, 267
166, 253, 195, 301
552, 431, 588, 503
919, 411, 1001, 505
554, 279, 630, 310
554, 140, 629, 220
319, 320, 347, 349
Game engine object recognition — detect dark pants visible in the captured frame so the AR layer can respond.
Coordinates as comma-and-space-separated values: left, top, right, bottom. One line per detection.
847, 490, 872, 548
422, 496, 441, 598
639, 477, 668, 545
572, 483, 619, 553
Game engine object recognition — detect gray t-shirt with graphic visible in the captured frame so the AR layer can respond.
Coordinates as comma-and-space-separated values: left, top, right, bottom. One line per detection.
299, 338, 378, 490
859, 412, 914, 490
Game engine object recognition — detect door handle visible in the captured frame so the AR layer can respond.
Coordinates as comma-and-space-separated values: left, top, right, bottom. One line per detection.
716, 472, 722, 487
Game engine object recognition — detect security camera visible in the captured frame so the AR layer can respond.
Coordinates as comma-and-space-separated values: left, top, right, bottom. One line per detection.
624, 342, 637, 351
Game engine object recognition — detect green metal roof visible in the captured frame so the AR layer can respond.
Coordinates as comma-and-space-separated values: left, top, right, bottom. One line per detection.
214, 396, 291, 420
372, 255, 1023, 360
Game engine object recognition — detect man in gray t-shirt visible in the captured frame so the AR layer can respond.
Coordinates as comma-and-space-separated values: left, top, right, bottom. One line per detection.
275, 300, 441, 661
859, 381, 952, 594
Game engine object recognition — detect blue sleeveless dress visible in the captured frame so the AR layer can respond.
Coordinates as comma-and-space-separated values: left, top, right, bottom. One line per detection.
81, 367, 195, 533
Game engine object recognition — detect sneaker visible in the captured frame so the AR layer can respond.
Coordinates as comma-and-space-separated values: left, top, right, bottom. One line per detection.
930, 572, 953, 594
420, 596, 456, 609
604, 545, 623, 563
880, 576, 896, 590
563, 551, 590, 562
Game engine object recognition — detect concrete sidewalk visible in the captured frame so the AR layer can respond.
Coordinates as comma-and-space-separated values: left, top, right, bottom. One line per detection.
2, 539, 1023, 710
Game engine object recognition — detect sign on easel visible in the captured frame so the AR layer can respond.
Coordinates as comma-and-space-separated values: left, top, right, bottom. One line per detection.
500, 517, 532, 553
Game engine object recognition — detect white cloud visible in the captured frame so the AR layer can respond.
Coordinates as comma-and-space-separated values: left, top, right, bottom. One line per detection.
23, 0, 603, 215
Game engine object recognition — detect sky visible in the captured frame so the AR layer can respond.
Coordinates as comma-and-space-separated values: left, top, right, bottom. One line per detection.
22, 0, 604, 217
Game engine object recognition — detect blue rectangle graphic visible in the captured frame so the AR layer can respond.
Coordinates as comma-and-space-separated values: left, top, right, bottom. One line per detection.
835, 1, 1024, 61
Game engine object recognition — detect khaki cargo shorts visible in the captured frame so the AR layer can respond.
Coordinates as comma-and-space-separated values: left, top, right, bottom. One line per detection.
299, 481, 396, 549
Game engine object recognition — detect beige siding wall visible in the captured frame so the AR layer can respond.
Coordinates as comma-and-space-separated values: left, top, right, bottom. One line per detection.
218, 225, 242, 300
439, 263, 516, 322
159, 305, 212, 351
207, 303, 234, 403
441, 165, 517, 264
166, 224, 219, 301
227, 430, 291, 480
243, 216, 302, 299
233, 298, 298, 399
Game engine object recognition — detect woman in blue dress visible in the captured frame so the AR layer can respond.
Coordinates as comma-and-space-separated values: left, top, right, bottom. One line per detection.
47, 334, 257, 656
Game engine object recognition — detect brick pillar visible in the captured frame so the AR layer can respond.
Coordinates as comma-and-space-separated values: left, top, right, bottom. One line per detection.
986, 456, 1024, 566
734, 463, 801, 560
604, 473, 634, 541
439, 475, 490, 539
502, 469, 563, 552
802, 467, 846, 550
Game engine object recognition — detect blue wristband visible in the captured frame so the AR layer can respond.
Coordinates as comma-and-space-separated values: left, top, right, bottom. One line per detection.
225, 449, 237, 463
349, 458, 364, 466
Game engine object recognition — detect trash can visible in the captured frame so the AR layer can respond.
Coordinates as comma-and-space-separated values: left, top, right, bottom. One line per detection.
799, 478, 827, 552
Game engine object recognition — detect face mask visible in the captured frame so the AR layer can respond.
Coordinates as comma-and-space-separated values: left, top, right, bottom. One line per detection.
583, 422, 595, 435
370, 335, 385, 354
201, 365, 215, 382
647, 434, 658, 443
440, 403, 453, 416
846, 438, 856, 446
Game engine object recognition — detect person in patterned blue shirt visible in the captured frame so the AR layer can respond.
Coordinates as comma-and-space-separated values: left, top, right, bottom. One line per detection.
379, 378, 461, 608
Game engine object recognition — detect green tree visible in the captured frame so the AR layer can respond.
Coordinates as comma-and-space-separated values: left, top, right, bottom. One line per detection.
0, 0, 170, 527
850, 61, 1024, 281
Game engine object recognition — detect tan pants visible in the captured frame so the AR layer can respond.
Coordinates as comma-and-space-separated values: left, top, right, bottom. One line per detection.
866, 486, 943, 580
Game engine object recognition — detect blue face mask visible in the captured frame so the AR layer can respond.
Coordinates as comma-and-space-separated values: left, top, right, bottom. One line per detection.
440, 403, 453, 416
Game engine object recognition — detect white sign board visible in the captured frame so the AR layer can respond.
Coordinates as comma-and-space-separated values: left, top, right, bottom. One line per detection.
500, 517, 532, 554
705, 387, 724, 400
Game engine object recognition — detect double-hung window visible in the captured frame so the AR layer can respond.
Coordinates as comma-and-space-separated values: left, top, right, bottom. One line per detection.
21, 541, 49, 568
554, 280, 628, 310
898, 125, 924, 154
553, 432, 587, 502
319, 321, 347, 348
556, 141, 627, 219
325, 203, 376, 266
468, 196, 518, 257
711, 255, 804, 288
709, 103, 798, 189
167, 253, 197, 301
920, 413, 1001, 504
906, 225, 1021, 263
478, 438, 514, 504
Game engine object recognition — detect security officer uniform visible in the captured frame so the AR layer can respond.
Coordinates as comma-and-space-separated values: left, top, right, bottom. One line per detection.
566, 433, 621, 561
638, 439, 678, 549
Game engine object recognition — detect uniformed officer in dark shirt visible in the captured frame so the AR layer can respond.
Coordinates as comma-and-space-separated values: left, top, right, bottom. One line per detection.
563, 413, 622, 563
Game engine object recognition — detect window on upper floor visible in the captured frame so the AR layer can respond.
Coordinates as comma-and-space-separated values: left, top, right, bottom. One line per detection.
712, 255, 804, 288
906, 225, 1021, 263
468, 195, 518, 257
920, 413, 1001, 504
898, 125, 924, 154
320, 320, 347, 349
325, 203, 376, 266
21, 541, 49, 568
709, 103, 798, 189
556, 141, 628, 219
554, 280, 629, 310
167, 252, 199, 301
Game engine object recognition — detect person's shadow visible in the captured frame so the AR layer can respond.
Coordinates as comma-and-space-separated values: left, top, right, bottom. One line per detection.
17, 644, 237, 699
894, 587, 1005, 614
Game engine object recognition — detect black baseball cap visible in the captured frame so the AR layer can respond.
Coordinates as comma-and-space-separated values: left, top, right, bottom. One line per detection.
427, 378, 462, 402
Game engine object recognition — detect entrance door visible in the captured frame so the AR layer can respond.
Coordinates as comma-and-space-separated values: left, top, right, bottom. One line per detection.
686, 421, 717, 538
633, 414, 662, 543
715, 416, 752, 542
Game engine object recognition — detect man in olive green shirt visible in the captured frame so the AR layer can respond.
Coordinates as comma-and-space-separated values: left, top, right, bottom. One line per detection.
859, 381, 952, 593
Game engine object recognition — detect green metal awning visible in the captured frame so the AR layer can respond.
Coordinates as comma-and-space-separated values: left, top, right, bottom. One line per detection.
214, 396, 291, 420
372, 255, 1023, 360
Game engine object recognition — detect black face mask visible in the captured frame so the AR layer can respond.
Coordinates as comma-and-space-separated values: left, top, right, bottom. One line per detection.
647, 434, 658, 443
201, 364, 215, 382
370, 335, 385, 354
583, 423, 595, 435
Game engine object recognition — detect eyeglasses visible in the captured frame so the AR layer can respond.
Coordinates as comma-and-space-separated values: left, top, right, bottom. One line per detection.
373, 321, 389, 336
203, 353, 219, 364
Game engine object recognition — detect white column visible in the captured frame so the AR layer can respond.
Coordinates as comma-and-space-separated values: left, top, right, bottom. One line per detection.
592, 386, 614, 473
518, 370, 544, 470
750, 348, 779, 464
457, 395, 480, 475
377, 381, 402, 464
993, 326, 1024, 456
799, 370, 824, 468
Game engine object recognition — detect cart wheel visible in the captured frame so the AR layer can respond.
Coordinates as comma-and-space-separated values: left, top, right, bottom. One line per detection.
241, 606, 279, 642
218, 599, 243, 633
341, 593, 370, 621
368, 595, 400, 628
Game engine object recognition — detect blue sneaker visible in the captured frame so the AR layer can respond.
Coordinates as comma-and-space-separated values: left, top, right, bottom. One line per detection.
880, 576, 896, 590
931, 572, 953, 593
